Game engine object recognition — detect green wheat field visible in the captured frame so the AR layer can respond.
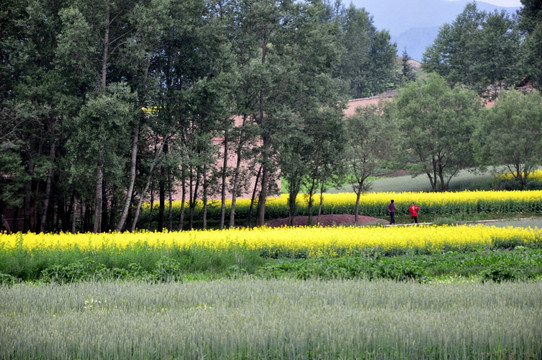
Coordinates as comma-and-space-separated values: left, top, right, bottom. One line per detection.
2, 279, 541, 359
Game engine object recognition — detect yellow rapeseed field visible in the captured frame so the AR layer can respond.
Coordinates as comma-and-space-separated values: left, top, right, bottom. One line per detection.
2, 225, 541, 256
147, 190, 542, 216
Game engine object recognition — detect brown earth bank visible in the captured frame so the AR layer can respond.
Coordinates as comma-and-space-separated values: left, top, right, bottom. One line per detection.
265, 214, 389, 227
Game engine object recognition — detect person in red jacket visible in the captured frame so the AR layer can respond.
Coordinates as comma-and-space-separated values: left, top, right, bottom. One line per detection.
409, 202, 420, 223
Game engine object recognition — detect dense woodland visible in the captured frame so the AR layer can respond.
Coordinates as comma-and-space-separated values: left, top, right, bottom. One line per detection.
1, 0, 541, 233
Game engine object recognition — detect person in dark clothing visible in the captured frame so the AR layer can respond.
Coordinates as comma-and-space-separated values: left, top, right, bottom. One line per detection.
388, 200, 396, 225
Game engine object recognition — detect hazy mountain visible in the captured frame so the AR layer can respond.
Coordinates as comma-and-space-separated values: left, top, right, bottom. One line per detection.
348, 0, 521, 61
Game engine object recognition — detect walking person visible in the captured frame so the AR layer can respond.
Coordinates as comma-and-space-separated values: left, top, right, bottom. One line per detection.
388, 200, 396, 225
409, 202, 420, 224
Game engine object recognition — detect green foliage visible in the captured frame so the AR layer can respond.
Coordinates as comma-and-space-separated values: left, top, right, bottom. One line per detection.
258, 247, 542, 282
474, 89, 542, 187
345, 103, 399, 204
392, 73, 481, 191
2, 0, 540, 235
518, 0, 542, 90
422, 3, 522, 97
2, 238, 541, 283
0, 150, 28, 208
0, 272, 18, 286
335, 5, 398, 99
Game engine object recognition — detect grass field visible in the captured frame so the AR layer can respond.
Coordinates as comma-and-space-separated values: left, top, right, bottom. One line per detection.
3, 173, 542, 359
329, 169, 495, 193
2, 280, 541, 360
480, 217, 542, 228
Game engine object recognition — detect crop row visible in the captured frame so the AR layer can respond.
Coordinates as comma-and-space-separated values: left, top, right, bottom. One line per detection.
2, 280, 541, 360
139, 190, 542, 223
2, 225, 542, 283
3, 224, 542, 254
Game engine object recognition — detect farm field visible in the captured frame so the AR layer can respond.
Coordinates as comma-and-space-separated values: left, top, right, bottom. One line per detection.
2, 279, 541, 360
2, 188, 542, 359
479, 217, 542, 228
329, 168, 542, 193
328, 169, 495, 193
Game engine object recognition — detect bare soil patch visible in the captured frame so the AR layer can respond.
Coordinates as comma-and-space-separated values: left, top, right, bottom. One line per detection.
265, 214, 388, 227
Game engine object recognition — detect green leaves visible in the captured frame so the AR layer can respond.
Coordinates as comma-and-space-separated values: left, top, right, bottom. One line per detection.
474, 89, 542, 186
394, 73, 481, 191
335, 5, 397, 99
422, 3, 522, 98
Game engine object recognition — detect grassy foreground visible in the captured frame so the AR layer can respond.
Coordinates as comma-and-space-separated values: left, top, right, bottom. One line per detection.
1, 279, 541, 360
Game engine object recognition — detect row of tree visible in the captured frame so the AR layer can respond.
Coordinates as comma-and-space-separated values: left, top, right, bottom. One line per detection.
0, 0, 400, 233
0, 0, 540, 233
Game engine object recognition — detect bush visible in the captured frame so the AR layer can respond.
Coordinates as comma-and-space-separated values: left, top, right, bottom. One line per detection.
480, 263, 529, 282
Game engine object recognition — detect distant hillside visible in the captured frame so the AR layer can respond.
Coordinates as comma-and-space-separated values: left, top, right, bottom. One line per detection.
349, 0, 521, 61
393, 27, 440, 62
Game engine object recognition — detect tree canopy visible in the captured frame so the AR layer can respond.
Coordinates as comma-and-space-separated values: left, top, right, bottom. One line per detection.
422, 3, 522, 98
474, 89, 542, 186
392, 73, 481, 192
1, 0, 541, 233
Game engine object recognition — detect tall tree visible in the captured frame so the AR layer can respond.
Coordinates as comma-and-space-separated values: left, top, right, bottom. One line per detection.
115, 0, 170, 232
518, 0, 542, 90
474, 89, 542, 186
345, 102, 398, 221
0, 0, 72, 232
57, 0, 143, 232
301, 106, 346, 226
394, 73, 481, 191
422, 3, 522, 98
335, 5, 397, 99
400, 47, 416, 84
227, 0, 293, 226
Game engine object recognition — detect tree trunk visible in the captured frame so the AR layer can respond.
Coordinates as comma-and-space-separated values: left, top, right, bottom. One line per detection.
306, 178, 317, 226
148, 185, 154, 231
317, 184, 324, 225
202, 173, 208, 230
168, 169, 173, 231
178, 176, 186, 231
39, 117, 56, 233
116, 121, 140, 231
354, 185, 362, 223
93, 144, 105, 233
130, 138, 167, 232
229, 117, 247, 228
287, 189, 299, 227
102, 181, 109, 231
256, 38, 269, 227
93, 0, 110, 233
158, 167, 165, 231
220, 135, 228, 230
287, 177, 301, 226
248, 165, 262, 228
1, 215, 12, 234
257, 135, 270, 226
24, 157, 34, 232
188, 169, 200, 230
71, 192, 77, 233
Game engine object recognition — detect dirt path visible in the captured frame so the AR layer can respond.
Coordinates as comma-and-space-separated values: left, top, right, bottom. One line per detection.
265, 214, 388, 227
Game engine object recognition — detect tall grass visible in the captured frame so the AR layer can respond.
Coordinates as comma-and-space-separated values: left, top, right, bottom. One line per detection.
1, 280, 541, 359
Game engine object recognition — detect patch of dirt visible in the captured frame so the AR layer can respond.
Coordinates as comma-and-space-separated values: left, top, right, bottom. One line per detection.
383, 169, 409, 177
265, 214, 388, 227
